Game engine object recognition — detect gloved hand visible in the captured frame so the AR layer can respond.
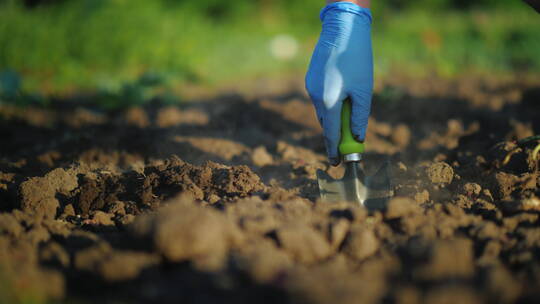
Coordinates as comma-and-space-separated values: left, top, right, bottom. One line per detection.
305, 2, 373, 166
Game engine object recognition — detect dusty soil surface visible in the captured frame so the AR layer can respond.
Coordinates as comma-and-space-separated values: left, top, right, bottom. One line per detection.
0, 76, 539, 303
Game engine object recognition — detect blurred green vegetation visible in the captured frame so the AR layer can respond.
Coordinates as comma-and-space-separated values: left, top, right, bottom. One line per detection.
0, 0, 539, 95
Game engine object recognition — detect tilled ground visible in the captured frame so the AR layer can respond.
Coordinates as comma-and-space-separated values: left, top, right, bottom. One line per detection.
0, 76, 539, 303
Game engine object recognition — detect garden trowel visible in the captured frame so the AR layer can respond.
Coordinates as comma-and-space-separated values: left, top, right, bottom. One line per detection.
317, 99, 393, 209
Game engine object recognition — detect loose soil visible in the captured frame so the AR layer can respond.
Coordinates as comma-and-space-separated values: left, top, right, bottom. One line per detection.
0, 76, 539, 303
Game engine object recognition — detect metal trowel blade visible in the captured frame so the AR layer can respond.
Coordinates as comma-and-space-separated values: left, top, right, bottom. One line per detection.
317, 160, 393, 209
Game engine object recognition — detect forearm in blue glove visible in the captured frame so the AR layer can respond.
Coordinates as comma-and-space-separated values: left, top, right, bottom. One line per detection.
305, 2, 373, 166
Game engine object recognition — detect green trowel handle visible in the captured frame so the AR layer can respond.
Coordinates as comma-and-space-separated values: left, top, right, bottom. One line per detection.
339, 98, 365, 155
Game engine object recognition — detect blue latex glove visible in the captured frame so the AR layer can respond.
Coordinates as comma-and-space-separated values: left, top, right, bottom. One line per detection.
305, 2, 373, 166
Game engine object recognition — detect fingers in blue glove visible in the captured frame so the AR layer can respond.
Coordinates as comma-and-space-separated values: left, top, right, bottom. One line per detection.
349, 89, 372, 142
321, 102, 344, 166
306, 83, 346, 165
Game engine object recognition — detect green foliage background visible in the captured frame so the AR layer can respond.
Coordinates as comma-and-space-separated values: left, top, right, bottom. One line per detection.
0, 0, 539, 93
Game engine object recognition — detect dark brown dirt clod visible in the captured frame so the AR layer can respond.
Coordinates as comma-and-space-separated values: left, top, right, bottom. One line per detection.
343, 225, 380, 260
391, 124, 411, 148
426, 162, 454, 184
0, 213, 23, 237
251, 146, 273, 167
275, 223, 332, 264
98, 251, 160, 282
417, 238, 474, 279
130, 197, 238, 270
385, 197, 422, 219
19, 168, 78, 218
